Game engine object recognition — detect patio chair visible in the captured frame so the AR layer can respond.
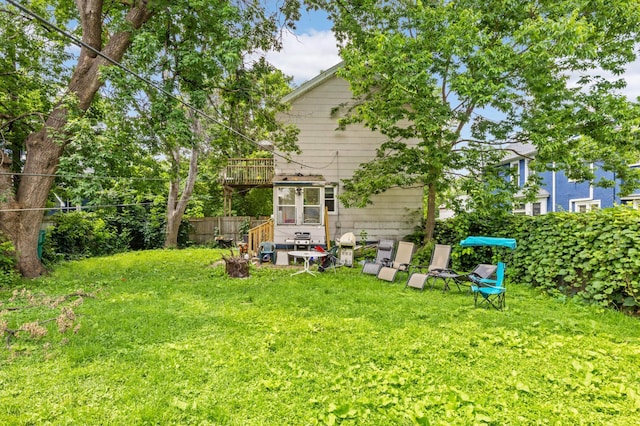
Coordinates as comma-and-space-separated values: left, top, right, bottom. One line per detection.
471, 261, 506, 310
361, 239, 394, 275
468, 264, 498, 285
314, 245, 339, 273
377, 241, 415, 283
404, 244, 452, 291
258, 241, 276, 264
441, 263, 498, 292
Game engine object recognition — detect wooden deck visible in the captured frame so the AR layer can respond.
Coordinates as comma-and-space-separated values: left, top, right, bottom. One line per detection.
221, 158, 274, 187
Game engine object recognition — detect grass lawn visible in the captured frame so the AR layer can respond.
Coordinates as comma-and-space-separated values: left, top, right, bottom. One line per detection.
1, 248, 639, 425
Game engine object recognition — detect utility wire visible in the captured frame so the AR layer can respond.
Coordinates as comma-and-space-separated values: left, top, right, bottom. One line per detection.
5, 0, 312, 169
0, 202, 154, 213
0, 172, 167, 181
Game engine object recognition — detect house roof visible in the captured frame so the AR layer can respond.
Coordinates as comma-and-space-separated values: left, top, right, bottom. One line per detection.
515, 188, 550, 198
502, 142, 537, 163
282, 62, 344, 104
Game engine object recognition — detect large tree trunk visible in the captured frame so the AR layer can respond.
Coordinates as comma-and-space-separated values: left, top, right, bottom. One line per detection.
0, 1, 153, 277
423, 181, 437, 244
165, 146, 198, 248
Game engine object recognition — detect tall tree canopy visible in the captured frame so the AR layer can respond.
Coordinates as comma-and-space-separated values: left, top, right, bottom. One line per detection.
312, 0, 640, 241
0, 0, 301, 276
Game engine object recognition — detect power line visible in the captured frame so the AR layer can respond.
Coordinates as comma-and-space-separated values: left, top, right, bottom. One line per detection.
0, 202, 155, 213
5, 0, 312, 170
0, 172, 167, 181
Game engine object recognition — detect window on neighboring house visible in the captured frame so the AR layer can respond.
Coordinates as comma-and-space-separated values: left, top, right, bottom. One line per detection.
622, 198, 640, 209
510, 161, 520, 187
513, 202, 527, 215
532, 202, 542, 216
513, 200, 546, 216
567, 163, 594, 183
574, 200, 600, 213
324, 185, 337, 214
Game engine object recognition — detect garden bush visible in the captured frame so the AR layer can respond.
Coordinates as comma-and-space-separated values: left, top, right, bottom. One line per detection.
434, 207, 640, 314
0, 235, 18, 287
510, 207, 640, 314
42, 211, 129, 262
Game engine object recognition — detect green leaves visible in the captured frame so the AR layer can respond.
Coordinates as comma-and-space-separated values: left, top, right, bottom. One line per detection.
319, 0, 640, 240
434, 206, 640, 314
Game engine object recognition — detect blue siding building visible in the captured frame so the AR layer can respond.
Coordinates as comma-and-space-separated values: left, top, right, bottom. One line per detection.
503, 143, 639, 215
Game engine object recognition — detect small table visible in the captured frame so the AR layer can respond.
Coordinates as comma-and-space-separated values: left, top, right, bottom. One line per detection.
288, 250, 327, 276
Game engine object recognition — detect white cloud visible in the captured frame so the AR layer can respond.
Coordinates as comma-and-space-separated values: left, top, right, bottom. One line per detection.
263, 29, 640, 102
264, 30, 341, 86
623, 58, 640, 101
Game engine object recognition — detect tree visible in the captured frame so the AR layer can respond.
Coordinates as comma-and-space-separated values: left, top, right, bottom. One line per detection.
0, 0, 301, 276
312, 0, 640, 242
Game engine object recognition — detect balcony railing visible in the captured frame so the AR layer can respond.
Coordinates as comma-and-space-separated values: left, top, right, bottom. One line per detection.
222, 158, 274, 186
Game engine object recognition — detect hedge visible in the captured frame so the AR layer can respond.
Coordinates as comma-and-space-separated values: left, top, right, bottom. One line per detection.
434, 207, 640, 314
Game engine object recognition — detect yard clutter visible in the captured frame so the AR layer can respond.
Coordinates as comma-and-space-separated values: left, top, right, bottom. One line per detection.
376, 241, 415, 283
373, 236, 517, 311
338, 232, 357, 267
221, 250, 250, 278
361, 239, 394, 275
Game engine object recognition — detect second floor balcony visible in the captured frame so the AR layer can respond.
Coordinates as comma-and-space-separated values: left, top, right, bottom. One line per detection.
221, 158, 274, 188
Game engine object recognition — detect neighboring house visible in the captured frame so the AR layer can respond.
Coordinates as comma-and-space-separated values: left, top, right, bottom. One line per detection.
502, 142, 640, 215
272, 62, 424, 247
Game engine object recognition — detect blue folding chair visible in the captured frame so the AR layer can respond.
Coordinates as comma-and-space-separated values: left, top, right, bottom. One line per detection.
258, 241, 276, 264
471, 261, 506, 310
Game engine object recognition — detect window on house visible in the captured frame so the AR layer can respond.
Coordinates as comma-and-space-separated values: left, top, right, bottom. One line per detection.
532, 202, 541, 216
324, 185, 336, 214
622, 198, 640, 209
276, 186, 324, 225
513, 203, 526, 215
277, 187, 296, 224
574, 200, 600, 213
303, 187, 321, 224
513, 200, 546, 216
511, 161, 520, 187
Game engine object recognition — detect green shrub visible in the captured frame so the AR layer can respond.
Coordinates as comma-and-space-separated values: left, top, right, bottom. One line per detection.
0, 236, 18, 287
100, 205, 191, 250
434, 206, 640, 314
510, 207, 640, 314
43, 211, 129, 262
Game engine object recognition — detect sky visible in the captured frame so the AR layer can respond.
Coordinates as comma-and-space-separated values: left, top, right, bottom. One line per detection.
266, 8, 640, 100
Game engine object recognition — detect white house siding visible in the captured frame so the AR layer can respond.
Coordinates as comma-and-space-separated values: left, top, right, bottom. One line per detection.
276, 70, 423, 243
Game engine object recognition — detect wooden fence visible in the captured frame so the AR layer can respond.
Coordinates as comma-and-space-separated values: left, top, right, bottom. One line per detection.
188, 216, 270, 245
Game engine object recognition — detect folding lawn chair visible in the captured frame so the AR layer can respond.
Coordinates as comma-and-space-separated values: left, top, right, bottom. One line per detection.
377, 241, 415, 283
404, 244, 452, 291
314, 245, 339, 273
361, 240, 394, 275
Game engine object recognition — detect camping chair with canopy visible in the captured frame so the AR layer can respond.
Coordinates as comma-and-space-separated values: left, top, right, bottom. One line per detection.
361, 239, 395, 275
472, 261, 506, 310
459, 236, 516, 310
377, 241, 416, 283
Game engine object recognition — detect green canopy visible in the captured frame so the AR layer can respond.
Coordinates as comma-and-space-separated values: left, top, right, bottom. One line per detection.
459, 236, 517, 250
